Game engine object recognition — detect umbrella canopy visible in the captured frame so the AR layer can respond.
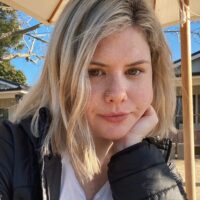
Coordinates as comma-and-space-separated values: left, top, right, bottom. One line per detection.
0, 0, 200, 26
0, 0, 68, 24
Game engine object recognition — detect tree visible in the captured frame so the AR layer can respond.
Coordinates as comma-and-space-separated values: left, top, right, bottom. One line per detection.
0, 3, 24, 58
0, 2, 27, 84
0, 3, 51, 85
0, 62, 26, 84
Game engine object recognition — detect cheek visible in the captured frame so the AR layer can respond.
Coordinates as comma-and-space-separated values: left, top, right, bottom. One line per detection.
85, 87, 102, 118
87, 80, 106, 105
142, 77, 153, 104
140, 88, 153, 104
133, 82, 153, 109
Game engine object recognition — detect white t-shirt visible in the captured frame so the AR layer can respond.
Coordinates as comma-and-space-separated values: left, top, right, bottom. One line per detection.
59, 154, 113, 200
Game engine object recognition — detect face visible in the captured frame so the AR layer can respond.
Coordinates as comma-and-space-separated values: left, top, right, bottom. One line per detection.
86, 27, 153, 141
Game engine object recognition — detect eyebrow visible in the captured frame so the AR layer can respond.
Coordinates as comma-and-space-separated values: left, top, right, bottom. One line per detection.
90, 60, 151, 67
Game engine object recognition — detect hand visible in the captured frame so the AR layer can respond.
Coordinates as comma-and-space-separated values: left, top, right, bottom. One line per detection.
114, 106, 158, 152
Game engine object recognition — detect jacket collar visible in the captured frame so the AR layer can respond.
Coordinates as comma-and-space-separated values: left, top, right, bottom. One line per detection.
20, 107, 62, 200
19, 107, 51, 150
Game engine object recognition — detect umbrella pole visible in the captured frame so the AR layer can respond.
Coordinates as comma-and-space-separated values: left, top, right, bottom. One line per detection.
179, 0, 196, 199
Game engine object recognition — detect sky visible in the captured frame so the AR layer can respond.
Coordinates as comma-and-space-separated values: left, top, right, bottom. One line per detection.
10, 12, 53, 86
10, 13, 200, 86
165, 21, 200, 61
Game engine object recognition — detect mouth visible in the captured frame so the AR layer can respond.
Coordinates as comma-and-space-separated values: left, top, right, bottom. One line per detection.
99, 113, 129, 123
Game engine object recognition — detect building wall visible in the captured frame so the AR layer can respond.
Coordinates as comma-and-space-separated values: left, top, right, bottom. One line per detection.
193, 58, 200, 73
0, 98, 16, 108
175, 56, 200, 75
175, 84, 200, 149
0, 98, 17, 121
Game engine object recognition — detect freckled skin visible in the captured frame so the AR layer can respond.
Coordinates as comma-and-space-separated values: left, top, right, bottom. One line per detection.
86, 27, 153, 141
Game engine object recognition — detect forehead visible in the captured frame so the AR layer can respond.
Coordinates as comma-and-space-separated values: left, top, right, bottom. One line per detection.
92, 26, 151, 63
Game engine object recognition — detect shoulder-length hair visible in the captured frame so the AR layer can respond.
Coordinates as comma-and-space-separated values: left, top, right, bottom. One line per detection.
13, 0, 176, 181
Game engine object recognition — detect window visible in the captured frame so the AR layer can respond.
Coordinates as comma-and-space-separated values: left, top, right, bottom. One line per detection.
193, 94, 200, 129
175, 96, 183, 129
198, 95, 200, 128
193, 94, 196, 125
0, 109, 8, 122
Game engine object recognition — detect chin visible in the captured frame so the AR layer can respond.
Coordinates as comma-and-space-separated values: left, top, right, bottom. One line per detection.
95, 129, 130, 141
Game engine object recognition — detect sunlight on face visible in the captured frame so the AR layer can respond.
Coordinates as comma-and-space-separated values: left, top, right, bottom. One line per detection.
86, 26, 153, 141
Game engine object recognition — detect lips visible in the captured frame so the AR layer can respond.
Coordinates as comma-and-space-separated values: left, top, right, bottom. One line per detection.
99, 113, 129, 123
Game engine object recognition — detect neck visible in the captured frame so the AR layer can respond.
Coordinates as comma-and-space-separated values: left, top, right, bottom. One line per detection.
93, 137, 114, 166
80, 138, 114, 200
79, 137, 113, 184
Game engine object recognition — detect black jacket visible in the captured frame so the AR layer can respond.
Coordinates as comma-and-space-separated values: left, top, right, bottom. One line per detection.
0, 108, 187, 200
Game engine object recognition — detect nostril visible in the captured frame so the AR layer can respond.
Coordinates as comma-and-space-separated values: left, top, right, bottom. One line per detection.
104, 91, 114, 103
104, 90, 127, 103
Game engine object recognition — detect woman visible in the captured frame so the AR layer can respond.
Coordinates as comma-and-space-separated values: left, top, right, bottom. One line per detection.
0, 0, 187, 199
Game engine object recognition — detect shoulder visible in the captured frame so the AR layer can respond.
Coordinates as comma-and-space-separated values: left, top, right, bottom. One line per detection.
0, 117, 37, 169
0, 120, 15, 162
0, 118, 33, 165
0, 107, 52, 157
0, 120, 14, 143
0, 121, 14, 199
0, 118, 43, 199
0, 120, 18, 165
0, 121, 23, 199
0, 117, 33, 146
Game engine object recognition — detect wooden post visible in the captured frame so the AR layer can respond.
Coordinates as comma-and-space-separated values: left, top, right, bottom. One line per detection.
179, 0, 196, 199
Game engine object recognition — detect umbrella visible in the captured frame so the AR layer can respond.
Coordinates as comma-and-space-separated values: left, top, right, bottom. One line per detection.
0, 0, 68, 24
0, 0, 199, 26
1, 0, 200, 199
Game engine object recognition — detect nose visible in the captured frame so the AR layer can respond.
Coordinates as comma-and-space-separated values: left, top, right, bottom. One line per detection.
104, 76, 128, 104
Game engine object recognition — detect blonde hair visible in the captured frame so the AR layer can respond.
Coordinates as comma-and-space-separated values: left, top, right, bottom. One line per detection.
13, 0, 176, 181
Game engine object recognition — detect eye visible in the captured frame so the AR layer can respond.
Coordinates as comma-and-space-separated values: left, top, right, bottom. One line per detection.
88, 69, 105, 77
126, 68, 142, 76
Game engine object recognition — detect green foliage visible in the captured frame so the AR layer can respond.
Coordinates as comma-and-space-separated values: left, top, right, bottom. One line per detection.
0, 62, 26, 85
0, 3, 26, 84
0, 3, 24, 57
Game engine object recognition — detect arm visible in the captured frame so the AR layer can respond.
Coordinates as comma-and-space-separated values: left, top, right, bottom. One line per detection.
108, 140, 187, 200
0, 122, 14, 200
108, 106, 187, 200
